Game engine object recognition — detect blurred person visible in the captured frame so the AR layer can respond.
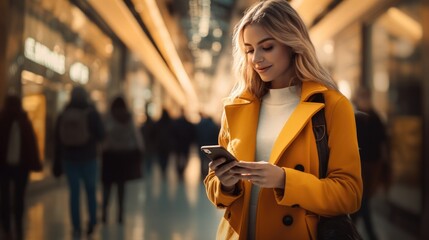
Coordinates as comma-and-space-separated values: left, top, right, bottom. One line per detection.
101, 96, 143, 224
153, 108, 173, 177
0, 95, 42, 240
204, 1, 362, 239
140, 106, 156, 176
195, 112, 220, 178
52, 86, 105, 238
352, 87, 388, 240
170, 109, 196, 179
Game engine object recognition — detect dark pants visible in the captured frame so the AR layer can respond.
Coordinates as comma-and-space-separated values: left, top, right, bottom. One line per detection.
102, 181, 125, 223
0, 166, 29, 239
64, 159, 97, 232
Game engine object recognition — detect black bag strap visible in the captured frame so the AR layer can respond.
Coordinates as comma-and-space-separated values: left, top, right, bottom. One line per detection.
309, 93, 329, 178
311, 94, 363, 240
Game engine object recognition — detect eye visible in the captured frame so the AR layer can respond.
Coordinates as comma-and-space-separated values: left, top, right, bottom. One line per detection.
263, 46, 273, 51
245, 49, 254, 54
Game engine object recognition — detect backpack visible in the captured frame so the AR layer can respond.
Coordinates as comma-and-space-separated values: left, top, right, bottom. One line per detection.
105, 118, 137, 151
59, 108, 91, 146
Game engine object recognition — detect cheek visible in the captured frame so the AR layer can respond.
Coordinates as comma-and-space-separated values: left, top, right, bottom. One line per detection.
246, 58, 258, 71
277, 53, 292, 68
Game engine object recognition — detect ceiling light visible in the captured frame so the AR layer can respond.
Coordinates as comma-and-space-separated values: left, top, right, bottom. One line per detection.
212, 41, 222, 52
212, 28, 222, 38
88, 0, 187, 106
135, 0, 200, 113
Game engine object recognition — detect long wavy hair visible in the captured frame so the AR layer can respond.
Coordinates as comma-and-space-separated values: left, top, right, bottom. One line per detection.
230, 0, 337, 99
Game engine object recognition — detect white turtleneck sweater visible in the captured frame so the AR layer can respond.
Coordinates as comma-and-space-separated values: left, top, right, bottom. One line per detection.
247, 85, 301, 239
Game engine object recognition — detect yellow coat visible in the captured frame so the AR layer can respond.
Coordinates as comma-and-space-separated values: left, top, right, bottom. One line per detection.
204, 81, 363, 240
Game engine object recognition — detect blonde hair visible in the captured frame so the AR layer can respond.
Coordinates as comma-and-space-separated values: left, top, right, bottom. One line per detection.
230, 0, 337, 99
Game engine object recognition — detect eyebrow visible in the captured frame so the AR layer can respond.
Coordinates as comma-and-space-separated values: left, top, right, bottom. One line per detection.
244, 37, 275, 46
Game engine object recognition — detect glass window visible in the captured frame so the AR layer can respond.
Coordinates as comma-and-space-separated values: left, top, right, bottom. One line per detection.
370, 0, 422, 216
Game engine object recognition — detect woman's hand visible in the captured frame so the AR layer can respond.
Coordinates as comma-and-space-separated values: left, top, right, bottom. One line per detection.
208, 158, 241, 190
232, 161, 285, 189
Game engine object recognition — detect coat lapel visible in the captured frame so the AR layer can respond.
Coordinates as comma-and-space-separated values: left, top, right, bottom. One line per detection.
269, 81, 328, 164
224, 92, 260, 162
223, 81, 329, 164
268, 102, 323, 164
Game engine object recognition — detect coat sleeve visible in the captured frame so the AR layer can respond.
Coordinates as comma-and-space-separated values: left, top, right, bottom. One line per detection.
204, 111, 244, 208
275, 95, 363, 216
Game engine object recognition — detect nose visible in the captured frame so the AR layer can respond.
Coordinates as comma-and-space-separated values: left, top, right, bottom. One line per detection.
252, 50, 263, 64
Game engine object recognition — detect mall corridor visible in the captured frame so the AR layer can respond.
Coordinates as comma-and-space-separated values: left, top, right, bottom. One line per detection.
23, 147, 224, 240
20, 146, 416, 240
1, 0, 429, 239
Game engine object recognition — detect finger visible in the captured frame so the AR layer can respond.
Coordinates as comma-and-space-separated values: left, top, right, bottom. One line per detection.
215, 166, 240, 179
218, 171, 241, 185
209, 158, 226, 170
216, 160, 239, 176
230, 167, 253, 175
236, 161, 267, 169
231, 166, 263, 176
238, 174, 253, 181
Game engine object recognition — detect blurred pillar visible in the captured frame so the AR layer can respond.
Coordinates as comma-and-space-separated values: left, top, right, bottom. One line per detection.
0, 0, 8, 108
0, 0, 25, 106
421, 0, 429, 239
7, 0, 25, 96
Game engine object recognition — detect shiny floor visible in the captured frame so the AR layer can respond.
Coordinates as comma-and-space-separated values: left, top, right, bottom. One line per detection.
22, 147, 416, 240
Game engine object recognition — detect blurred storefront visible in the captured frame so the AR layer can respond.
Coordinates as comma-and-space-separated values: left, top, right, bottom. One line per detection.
1, 0, 127, 183
317, 0, 428, 238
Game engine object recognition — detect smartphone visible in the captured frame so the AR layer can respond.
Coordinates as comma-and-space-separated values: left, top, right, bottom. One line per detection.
200, 145, 237, 164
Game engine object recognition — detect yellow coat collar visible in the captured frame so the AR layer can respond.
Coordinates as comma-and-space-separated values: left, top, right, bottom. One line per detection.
223, 81, 328, 105
223, 81, 328, 164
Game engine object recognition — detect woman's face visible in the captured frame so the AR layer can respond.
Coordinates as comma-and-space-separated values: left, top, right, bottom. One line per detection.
243, 23, 295, 89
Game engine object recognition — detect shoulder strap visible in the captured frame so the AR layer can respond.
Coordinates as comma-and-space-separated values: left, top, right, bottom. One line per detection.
309, 93, 329, 179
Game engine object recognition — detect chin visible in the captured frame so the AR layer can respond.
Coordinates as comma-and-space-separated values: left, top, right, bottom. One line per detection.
259, 76, 272, 83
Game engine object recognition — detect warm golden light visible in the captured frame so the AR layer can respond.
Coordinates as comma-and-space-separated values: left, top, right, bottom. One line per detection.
387, 7, 422, 42
309, 0, 379, 48
87, 0, 188, 107
132, 0, 200, 114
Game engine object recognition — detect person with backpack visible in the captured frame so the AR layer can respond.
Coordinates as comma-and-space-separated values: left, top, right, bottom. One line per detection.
53, 86, 105, 238
0, 95, 42, 240
101, 96, 143, 224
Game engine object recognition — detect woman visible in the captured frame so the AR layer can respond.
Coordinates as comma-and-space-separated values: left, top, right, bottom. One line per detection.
0, 95, 42, 240
101, 96, 143, 224
203, 1, 363, 239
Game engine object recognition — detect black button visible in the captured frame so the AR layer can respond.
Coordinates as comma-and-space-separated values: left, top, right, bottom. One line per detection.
294, 164, 305, 172
282, 215, 293, 226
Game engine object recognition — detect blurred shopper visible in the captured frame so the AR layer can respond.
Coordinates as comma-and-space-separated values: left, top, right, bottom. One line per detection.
101, 96, 143, 224
140, 106, 156, 176
204, 1, 362, 239
195, 112, 220, 178
0, 95, 42, 240
170, 110, 195, 179
52, 86, 105, 238
352, 87, 388, 240
153, 109, 173, 177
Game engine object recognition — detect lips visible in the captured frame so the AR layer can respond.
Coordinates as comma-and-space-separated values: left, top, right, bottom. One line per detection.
255, 65, 271, 73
